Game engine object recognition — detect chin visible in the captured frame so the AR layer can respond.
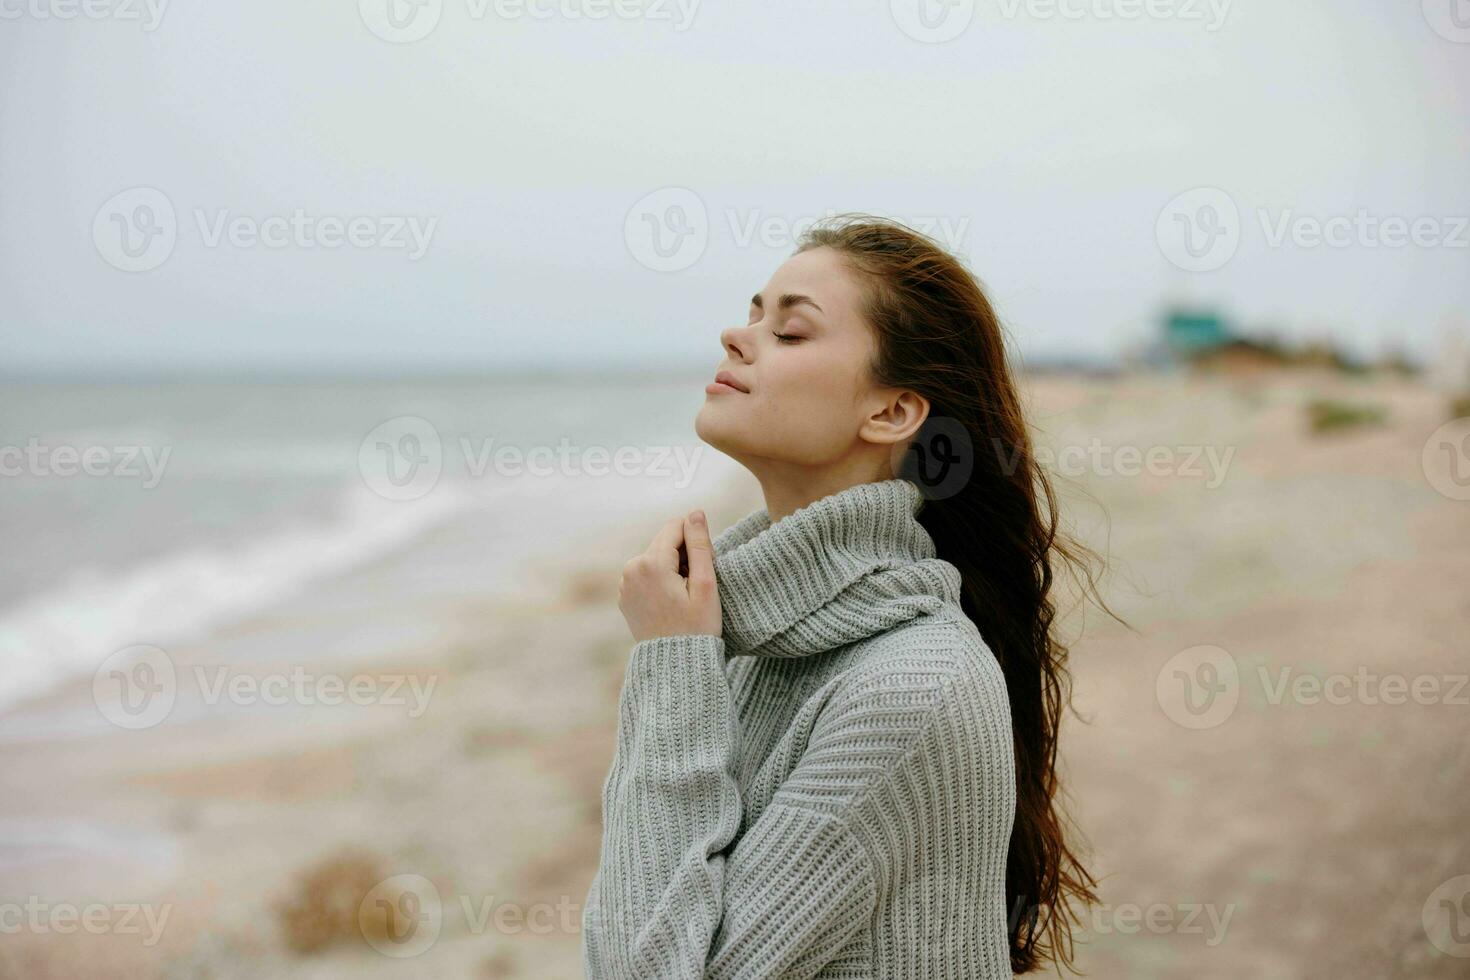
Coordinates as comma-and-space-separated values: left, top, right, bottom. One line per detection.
693, 405, 723, 444
694, 405, 745, 456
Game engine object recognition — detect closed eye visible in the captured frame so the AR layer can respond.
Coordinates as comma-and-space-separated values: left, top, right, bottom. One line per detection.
772, 332, 803, 344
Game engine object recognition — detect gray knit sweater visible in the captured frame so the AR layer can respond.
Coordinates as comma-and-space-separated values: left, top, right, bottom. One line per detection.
582, 477, 1017, 979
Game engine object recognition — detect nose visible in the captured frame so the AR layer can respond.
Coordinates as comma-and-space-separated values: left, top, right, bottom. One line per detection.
720, 323, 753, 363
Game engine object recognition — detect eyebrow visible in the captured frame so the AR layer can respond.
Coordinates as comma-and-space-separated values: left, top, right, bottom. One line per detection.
751, 292, 824, 315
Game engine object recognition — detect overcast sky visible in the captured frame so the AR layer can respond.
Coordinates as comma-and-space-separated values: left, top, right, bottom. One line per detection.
2, 0, 1467, 375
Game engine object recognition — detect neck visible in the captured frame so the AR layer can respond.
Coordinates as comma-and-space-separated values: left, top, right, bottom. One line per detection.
746, 457, 898, 524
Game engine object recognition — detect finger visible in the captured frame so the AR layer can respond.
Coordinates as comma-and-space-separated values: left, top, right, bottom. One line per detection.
683, 510, 715, 594
645, 516, 686, 571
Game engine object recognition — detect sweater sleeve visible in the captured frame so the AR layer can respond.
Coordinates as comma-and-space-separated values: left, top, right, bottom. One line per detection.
581, 633, 880, 979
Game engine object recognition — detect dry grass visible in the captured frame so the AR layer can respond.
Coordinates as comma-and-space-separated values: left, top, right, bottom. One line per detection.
272, 849, 387, 955
1305, 397, 1388, 434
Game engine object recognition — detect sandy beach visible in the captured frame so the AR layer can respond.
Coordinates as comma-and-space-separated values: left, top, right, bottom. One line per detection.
2, 371, 1467, 979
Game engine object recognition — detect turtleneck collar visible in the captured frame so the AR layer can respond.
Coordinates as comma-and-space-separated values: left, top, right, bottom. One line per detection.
711, 478, 963, 659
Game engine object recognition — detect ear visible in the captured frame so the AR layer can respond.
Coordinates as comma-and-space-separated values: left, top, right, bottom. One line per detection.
859, 389, 930, 447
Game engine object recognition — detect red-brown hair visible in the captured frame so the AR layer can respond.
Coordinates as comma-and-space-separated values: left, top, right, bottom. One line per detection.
797, 214, 1121, 974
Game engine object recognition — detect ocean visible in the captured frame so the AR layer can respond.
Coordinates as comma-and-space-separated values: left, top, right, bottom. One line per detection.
0, 375, 735, 713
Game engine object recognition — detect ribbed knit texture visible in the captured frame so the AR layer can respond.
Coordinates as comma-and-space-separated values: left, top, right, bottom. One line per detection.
582, 478, 1017, 979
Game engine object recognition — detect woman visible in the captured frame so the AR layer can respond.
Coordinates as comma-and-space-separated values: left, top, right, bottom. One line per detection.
582, 215, 1109, 978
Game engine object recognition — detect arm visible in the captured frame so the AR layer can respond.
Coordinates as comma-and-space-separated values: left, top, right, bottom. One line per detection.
579, 631, 981, 975
582, 634, 961, 979
582, 631, 747, 978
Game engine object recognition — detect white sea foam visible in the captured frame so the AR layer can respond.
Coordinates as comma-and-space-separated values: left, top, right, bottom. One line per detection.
0, 482, 470, 713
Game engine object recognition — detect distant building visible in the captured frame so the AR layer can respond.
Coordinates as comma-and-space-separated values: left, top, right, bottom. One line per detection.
1163, 307, 1231, 358
1133, 305, 1236, 369
1131, 303, 1353, 374
1129, 305, 1293, 374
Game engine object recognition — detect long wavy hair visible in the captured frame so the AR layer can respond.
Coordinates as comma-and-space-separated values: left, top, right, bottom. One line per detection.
796, 214, 1121, 975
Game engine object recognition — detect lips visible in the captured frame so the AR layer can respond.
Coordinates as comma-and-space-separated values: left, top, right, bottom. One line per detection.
714, 370, 750, 393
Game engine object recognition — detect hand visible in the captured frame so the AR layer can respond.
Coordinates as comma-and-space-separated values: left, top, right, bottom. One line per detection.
618, 509, 722, 643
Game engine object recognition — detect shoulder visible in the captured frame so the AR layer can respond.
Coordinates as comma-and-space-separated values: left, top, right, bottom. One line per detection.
816, 613, 1018, 893
790, 610, 1013, 807
836, 608, 1016, 809
831, 607, 1010, 726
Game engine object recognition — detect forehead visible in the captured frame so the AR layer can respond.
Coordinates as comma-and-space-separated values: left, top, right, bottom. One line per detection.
762, 246, 866, 322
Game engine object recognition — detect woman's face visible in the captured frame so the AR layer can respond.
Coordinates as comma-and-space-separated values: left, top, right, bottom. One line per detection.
695, 246, 890, 467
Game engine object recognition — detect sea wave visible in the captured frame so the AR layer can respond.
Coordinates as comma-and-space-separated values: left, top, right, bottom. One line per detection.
0, 482, 469, 713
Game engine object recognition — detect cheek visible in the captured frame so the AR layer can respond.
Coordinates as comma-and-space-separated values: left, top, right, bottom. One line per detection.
763, 356, 848, 407
744, 370, 859, 456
